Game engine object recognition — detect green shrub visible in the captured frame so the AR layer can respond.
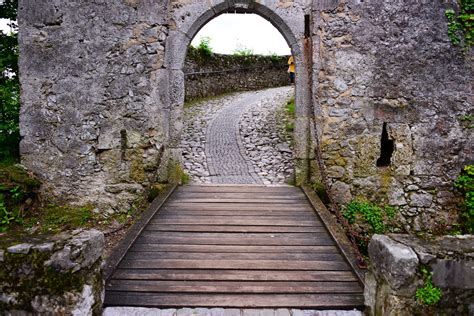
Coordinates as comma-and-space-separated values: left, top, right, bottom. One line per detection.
416, 266, 442, 306
0, 0, 20, 163
454, 164, 474, 233
196, 36, 213, 58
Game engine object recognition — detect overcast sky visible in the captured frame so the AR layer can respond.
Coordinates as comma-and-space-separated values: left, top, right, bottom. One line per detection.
0, 18, 14, 33
1, 14, 290, 55
191, 13, 291, 55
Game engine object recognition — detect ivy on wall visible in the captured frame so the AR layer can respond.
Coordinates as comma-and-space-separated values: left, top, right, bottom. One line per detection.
445, 0, 473, 50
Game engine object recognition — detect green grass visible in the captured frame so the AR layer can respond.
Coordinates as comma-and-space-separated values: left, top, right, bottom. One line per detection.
286, 97, 295, 118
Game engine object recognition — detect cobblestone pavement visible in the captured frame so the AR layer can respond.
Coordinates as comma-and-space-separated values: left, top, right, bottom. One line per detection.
181, 87, 294, 184
104, 307, 363, 316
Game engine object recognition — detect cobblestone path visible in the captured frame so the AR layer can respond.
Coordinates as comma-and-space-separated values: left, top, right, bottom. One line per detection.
206, 92, 262, 184
181, 87, 294, 184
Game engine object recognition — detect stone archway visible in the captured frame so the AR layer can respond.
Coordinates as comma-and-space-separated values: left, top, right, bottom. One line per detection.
164, 0, 313, 184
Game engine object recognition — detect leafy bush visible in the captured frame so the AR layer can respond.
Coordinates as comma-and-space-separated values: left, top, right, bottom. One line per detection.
0, 0, 20, 162
454, 165, 474, 233
196, 36, 213, 58
416, 266, 442, 306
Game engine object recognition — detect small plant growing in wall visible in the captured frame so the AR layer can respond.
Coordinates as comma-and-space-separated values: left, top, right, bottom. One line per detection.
342, 199, 398, 254
454, 164, 474, 234
445, 0, 473, 50
416, 266, 442, 306
459, 114, 473, 129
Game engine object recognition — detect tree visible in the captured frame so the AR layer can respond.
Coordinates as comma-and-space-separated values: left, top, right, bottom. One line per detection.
0, 0, 19, 162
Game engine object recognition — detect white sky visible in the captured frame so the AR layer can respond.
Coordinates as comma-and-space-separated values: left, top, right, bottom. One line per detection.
191, 13, 291, 55
0, 18, 14, 33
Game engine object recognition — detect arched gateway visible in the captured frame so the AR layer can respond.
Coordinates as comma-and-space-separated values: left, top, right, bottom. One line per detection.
164, 0, 313, 184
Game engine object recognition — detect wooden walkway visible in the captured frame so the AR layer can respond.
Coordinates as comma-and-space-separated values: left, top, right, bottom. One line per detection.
105, 185, 364, 309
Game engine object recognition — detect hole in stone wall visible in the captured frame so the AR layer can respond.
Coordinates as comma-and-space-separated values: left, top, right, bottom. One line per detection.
376, 122, 394, 167
304, 14, 310, 38
120, 129, 127, 161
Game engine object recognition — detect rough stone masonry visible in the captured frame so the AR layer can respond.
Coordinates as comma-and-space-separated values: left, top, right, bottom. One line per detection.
18, 0, 472, 232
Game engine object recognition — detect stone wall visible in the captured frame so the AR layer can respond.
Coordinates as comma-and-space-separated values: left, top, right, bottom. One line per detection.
18, 0, 172, 213
0, 229, 104, 314
365, 234, 473, 315
184, 48, 290, 101
312, 0, 473, 232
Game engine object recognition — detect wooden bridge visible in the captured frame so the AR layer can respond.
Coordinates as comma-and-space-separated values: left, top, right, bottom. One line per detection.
104, 185, 364, 309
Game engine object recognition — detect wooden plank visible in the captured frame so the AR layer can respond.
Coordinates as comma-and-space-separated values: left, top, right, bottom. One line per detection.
177, 186, 301, 193
118, 259, 350, 270
157, 210, 314, 217
149, 218, 322, 226
172, 192, 307, 200
154, 214, 320, 221
124, 252, 345, 262
110, 269, 359, 282
106, 280, 362, 294
167, 198, 303, 204
104, 292, 365, 308
144, 225, 326, 233
129, 244, 340, 253
162, 204, 313, 211
134, 236, 335, 246
139, 231, 328, 239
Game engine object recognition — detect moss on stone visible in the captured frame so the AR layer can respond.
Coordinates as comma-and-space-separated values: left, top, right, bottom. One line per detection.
0, 164, 41, 191
167, 161, 190, 185
353, 136, 379, 177
129, 150, 146, 183
0, 249, 93, 311
147, 183, 167, 201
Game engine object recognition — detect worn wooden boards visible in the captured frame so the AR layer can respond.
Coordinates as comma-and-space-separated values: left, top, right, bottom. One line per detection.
105, 185, 364, 309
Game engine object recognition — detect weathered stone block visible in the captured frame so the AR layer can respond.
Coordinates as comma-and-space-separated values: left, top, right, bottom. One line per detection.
46, 229, 104, 272
368, 235, 418, 290
1, 229, 104, 314
409, 193, 433, 208
7, 243, 33, 254
431, 259, 474, 290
